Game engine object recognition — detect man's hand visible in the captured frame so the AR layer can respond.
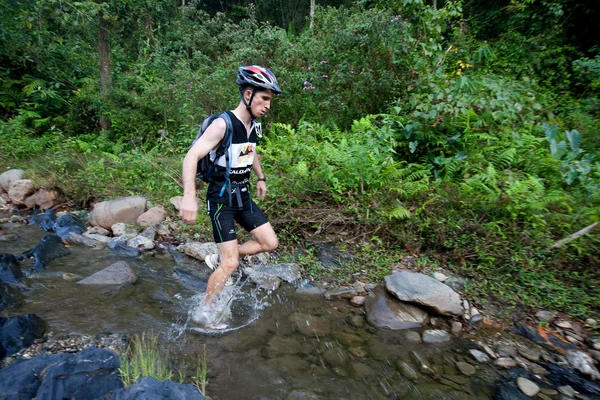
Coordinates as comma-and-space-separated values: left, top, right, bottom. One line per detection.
179, 196, 199, 225
256, 181, 267, 201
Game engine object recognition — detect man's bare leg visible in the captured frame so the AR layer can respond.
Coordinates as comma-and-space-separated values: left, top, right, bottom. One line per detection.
204, 223, 278, 304
204, 239, 239, 304
238, 223, 278, 257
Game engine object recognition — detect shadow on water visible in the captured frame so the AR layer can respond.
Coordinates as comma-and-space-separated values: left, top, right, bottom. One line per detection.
1, 214, 502, 399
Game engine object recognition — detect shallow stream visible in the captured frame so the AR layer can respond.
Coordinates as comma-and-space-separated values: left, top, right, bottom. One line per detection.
0, 212, 522, 399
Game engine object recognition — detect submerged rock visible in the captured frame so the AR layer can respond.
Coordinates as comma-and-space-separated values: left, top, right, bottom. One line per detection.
106, 376, 204, 400
364, 285, 428, 330
77, 261, 138, 285
18, 235, 70, 271
385, 270, 462, 316
0, 254, 23, 283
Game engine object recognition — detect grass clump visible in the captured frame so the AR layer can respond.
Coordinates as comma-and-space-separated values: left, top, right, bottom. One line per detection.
118, 332, 173, 387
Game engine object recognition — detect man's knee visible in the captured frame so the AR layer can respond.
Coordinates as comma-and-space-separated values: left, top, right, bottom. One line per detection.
219, 258, 239, 275
262, 235, 278, 252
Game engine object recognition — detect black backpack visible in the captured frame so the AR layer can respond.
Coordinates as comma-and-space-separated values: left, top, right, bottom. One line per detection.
193, 112, 233, 183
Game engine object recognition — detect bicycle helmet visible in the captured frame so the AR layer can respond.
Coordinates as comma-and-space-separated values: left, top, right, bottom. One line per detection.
236, 65, 282, 94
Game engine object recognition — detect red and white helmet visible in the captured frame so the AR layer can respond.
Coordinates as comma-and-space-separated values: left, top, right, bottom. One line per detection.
236, 65, 282, 94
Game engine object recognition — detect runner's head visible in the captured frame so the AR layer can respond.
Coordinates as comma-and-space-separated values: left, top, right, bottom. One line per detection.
236, 66, 281, 119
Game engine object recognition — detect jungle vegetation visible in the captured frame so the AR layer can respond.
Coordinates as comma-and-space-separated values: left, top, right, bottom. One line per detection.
1, 0, 599, 319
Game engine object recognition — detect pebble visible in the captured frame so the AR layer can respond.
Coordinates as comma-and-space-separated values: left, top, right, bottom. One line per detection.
405, 331, 422, 344
517, 377, 540, 397
456, 361, 476, 376
451, 321, 462, 335
493, 357, 517, 369
422, 329, 451, 344
585, 318, 597, 325
350, 296, 365, 306
468, 349, 489, 363
535, 310, 555, 322
593, 341, 600, 351
558, 385, 577, 398
518, 347, 541, 362
554, 320, 573, 329
433, 272, 447, 282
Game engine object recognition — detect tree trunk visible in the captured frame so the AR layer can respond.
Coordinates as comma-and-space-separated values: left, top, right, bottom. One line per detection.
433, 0, 437, 10
98, 9, 112, 131
309, 0, 315, 30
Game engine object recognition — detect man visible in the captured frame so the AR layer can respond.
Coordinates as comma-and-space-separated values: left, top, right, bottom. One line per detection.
179, 66, 280, 325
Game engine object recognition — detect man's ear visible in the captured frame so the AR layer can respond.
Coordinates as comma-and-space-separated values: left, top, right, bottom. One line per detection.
244, 88, 254, 102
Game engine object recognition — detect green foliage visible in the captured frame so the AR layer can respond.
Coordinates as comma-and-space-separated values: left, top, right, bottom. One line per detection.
119, 332, 173, 387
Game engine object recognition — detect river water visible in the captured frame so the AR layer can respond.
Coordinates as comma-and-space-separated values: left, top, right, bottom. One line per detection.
0, 212, 511, 399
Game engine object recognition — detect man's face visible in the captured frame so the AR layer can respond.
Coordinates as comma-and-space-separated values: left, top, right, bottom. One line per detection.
246, 89, 274, 117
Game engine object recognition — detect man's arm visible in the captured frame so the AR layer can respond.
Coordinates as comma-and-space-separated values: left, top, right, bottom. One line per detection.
252, 151, 267, 201
180, 118, 227, 224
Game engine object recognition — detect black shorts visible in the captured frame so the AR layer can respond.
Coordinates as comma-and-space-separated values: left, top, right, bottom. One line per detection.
206, 195, 269, 243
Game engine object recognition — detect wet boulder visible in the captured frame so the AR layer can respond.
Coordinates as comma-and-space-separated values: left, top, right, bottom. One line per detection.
0, 313, 46, 359
18, 235, 70, 271
52, 213, 87, 239
0, 347, 122, 399
177, 242, 218, 261
0, 254, 23, 284
88, 195, 147, 230
544, 362, 600, 395
29, 209, 57, 231
243, 263, 301, 285
108, 239, 141, 257
106, 376, 205, 400
385, 270, 462, 316
77, 261, 138, 285
0, 169, 25, 192
364, 285, 428, 330
0, 282, 24, 313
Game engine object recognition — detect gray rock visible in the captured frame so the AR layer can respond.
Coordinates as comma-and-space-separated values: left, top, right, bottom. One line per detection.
127, 235, 155, 250
244, 263, 301, 284
136, 206, 165, 226
65, 232, 107, 250
422, 329, 451, 344
0, 169, 25, 192
139, 226, 157, 241
8, 179, 35, 205
535, 310, 555, 322
396, 361, 419, 381
405, 331, 422, 344
364, 285, 428, 330
517, 377, 540, 397
77, 261, 138, 285
566, 350, 600, 380
288, 313, 331, 337
496, 345, 518, 358
324, 286, 357, 300
411, 350, 435, 375
433, 272, 448, 282
456, 361, 476, 376
493, 357, 518, 369
89, 196, 147, 230
468, 349, 489, 363
87, 226, 111, 236
251, 274, 281, 291
518, 346, 542, 362
385, 270, 462, 316
82, 232, 112, 244
451, 321, 463, 335
444, 276, 465, 291
350, 295, 366, 306
111, 223, 138, 238
177, 242, 218, 261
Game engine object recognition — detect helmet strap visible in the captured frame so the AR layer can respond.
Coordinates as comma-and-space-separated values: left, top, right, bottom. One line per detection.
241, 87, 258, 120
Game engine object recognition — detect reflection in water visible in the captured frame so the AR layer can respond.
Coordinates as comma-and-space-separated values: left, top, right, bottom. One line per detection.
1, 214, 499, 399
